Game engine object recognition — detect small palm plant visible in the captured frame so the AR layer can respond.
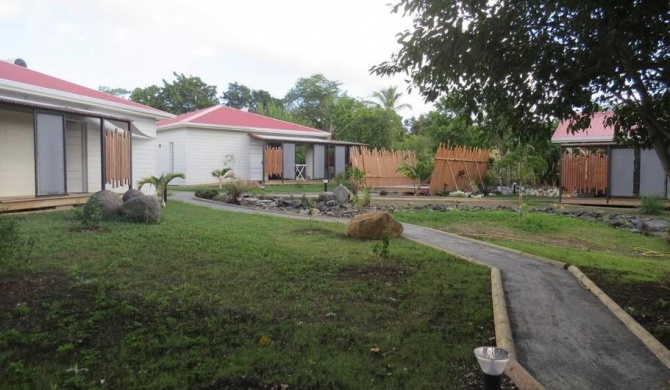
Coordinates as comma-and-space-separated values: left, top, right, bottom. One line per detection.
137, 172, 185, 207
211, 168, 232, 188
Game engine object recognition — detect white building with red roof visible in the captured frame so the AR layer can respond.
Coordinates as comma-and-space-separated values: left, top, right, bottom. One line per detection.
551, 112, 668, 199
0, 60, 173, 210
156, 105, 363, 185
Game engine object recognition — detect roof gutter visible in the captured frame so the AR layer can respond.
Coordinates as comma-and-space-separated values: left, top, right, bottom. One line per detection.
0, 79, 174, 120
157, 122, 331, 138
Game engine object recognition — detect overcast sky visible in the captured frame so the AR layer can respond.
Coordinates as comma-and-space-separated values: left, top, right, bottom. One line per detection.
0, 0, 433, 117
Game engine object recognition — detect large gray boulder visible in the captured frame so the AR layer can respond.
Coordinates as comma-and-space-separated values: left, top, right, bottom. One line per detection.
122, 188, 145, 203
344, 212, 404, 240
333, 185, 351, 206
120, 196, 162, 224
640, 219, 670, 233
87, 190, 122, 219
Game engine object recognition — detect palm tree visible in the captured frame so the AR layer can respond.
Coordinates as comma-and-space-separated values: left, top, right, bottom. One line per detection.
370, 86, 413, 111
137, 172, 186, 207
211, 168, 232, 188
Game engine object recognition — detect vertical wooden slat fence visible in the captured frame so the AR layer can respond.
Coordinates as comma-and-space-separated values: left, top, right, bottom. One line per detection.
349, 147, 417, 187
105, 129, 131, 188
560, 151, 608, 195
429, 144, 490, 194
264, 146, 283, 178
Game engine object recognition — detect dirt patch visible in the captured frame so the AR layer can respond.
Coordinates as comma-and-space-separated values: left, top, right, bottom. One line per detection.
340, 262, 414, 283
0, 271, 72, 312
580, 267, 670, 349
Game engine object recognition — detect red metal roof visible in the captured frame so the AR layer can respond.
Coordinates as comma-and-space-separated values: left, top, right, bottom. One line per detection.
551, 112, 615, 144
0, 61, 168, 116
157, 105, 328, 134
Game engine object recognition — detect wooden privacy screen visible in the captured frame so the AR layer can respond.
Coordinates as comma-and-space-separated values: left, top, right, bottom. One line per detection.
105, 129, 131, 188
264, 146, 283, 178
429, 144, 490, 194
349, 147, 417, 187
560, 151, 608, 195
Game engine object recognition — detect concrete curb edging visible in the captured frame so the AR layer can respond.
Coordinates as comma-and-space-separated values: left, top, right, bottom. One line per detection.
404, 236, 545, 390
406, 223, 670, 371
567, 265, 670, 370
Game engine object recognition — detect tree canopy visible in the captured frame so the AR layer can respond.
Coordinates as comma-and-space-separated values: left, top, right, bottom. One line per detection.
284, 74, 342, 130
221, 82, 281, 112
130, 72, 219, 115
373, 0, 670, 175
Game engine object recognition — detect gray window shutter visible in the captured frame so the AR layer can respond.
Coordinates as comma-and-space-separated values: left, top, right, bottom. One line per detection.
282, 143, 296, 180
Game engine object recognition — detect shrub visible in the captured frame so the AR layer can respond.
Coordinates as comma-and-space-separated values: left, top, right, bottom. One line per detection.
195, 190, 220, 200
224, 182, 246, 204
335, 167, 366, 194
77, 199, 105, 229
301, 195, 315, 209
0, 214, 33, 266
639, 195, 664, 215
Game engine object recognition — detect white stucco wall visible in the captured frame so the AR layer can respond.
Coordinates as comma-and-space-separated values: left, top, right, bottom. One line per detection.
0, 108, 35, 197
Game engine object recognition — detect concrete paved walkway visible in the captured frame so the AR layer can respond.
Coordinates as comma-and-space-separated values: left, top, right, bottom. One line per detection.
171, 193, 670, 389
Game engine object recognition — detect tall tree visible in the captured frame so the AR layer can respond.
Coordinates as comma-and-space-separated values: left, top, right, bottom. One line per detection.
370, 86, 413, 111
332, 104, 404, 149
284, 74, 342, 130
221, 82, 252, 109
130, 72, 219, 115
372, 1, 670, 176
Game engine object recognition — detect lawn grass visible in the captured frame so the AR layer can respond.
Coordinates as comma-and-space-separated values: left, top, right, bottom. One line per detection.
393, 208, 670, 347
0, 203, 492, 389
393, 209, 670, 282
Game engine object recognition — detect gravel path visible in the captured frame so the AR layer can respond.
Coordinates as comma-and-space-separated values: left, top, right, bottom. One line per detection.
172, 193, 670, 389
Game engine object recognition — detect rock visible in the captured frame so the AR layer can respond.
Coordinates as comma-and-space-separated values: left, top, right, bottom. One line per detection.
333, 185, 351, 206
640, 219, 670, 233
318, 192, 335, 202
88, 190, 122, 219
120, 196, 162, 224
122, 188, 145, 203
344, 212, 404, 240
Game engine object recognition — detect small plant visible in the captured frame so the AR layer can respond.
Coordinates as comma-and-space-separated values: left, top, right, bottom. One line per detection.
360, 187, 372, 207
0, 214, 22, 263
80, 200, 105, 230
195, 189, 220, 200
639, 195, 664, 215
469, 180, 480, 194
396, 155, 434, 195
211, 168, 232, 188
224, 182, 246, 204
372, 229, 391, 259
335, 167, 366, 194
0, 213, 33, 266
137, 172, 186, 207
301, 195, 315, 209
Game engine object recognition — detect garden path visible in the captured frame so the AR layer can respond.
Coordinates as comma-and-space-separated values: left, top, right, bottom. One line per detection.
171, 192, 670, 389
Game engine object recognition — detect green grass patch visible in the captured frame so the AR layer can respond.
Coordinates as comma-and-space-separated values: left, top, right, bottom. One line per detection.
0, 203, 491, 389
394, 209, 670, 282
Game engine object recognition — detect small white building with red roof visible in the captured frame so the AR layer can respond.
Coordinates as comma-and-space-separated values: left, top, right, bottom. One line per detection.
156, 105, 363, 185
552, 112, 668, 199
0, 59, 173, 209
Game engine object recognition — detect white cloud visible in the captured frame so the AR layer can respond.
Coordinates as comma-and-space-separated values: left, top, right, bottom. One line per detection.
0, 0, 21, 18
4, 0, 433, 116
